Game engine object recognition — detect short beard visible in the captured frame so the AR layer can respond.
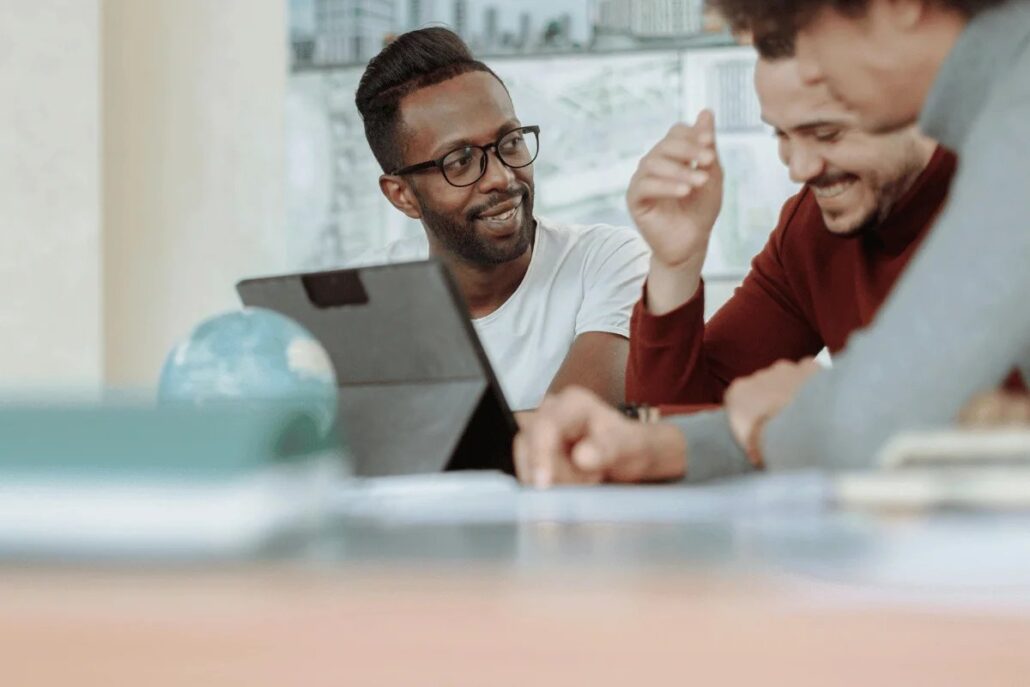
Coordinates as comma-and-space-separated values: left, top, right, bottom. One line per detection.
415, 184, 535, 266
817, 164, 920, 239
825, 210, 878, 239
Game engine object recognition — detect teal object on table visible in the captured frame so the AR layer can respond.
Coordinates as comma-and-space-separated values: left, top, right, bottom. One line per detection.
159, 308, 338, 437
0, 402, 344, 559
0, 403, 336, 480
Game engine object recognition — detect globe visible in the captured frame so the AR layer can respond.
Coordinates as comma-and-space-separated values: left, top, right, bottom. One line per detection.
158, 308, 338, 437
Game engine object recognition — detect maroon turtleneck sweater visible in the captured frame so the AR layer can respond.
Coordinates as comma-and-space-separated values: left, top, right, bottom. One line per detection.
625, 146, 985, 407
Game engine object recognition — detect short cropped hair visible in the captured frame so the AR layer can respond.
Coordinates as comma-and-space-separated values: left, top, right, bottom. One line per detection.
355, 27, 506, 173
711, 0, 1008, 58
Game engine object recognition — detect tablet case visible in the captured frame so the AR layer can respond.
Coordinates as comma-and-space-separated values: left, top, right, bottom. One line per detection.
237, 260, 517, 477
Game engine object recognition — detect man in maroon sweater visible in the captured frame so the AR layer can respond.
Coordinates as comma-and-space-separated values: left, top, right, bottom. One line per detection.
625, 57, 955, 407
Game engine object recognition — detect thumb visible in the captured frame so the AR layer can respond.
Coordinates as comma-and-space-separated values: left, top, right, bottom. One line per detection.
570, 436, 613, 472
569, 414, 643, 473
696, 109, 717, 149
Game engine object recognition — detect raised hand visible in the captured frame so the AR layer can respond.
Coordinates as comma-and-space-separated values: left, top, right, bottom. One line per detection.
627, 109, 723, 272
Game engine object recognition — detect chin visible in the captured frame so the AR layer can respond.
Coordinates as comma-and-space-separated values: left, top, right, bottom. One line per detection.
823, 212, 877, 238
475, 229, 532, 265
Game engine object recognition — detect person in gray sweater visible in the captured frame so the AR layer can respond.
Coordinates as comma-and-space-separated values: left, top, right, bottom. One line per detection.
512, 0, 1030, 487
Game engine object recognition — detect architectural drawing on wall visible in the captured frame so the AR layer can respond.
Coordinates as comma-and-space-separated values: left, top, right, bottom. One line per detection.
286, 44, 798, 274
286, 1, 797, 275
301, 0, 398, 65
593, 0, 727, 48
290, 0, 730, 68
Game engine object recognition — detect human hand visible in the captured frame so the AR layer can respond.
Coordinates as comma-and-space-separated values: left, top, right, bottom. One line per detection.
627, 110, 723, 270
513, 410, 536, 429
513, 387, 688, 488
724, 358, 823, 464
958, 390, 1030, 427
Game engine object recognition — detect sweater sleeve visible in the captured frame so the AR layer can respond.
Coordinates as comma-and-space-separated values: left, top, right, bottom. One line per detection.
763, 86, 1030, 471
626, 193, 824, 405
667, 409, 755, 483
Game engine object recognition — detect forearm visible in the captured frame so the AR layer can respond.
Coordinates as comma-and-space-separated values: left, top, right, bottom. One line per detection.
644, 253, 706, 316
549, 333, 629, 406
549, 369, 625, 406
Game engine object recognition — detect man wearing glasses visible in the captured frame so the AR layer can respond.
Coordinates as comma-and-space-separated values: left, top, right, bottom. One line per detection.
354, 28, 649, 412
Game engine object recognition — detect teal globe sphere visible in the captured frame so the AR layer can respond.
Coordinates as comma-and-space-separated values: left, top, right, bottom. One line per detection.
158, 308, 338, 436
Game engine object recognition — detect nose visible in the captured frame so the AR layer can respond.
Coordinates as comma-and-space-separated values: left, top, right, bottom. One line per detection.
787, 142, 825, 184
476, 147, 517, 194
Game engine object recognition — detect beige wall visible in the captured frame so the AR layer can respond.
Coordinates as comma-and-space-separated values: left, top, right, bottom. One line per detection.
0, 0, 103, 389
0, 1, 287, 391
103, 0, 288, 388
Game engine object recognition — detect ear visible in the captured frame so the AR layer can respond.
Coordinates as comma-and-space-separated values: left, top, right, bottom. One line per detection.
379, 175, 422, 220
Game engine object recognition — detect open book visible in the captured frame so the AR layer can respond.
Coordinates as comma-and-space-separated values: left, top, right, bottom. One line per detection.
834, 428, 1030, 511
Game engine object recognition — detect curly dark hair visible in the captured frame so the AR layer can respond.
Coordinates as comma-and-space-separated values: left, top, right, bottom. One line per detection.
711, 0, 1009, 58
355, 27, 507, 173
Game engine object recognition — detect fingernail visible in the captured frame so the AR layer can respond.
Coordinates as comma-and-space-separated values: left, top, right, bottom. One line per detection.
533, 466, 551, 489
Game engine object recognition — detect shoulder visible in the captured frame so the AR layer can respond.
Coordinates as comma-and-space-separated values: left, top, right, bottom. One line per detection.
763, 186, 850, 270
771, 186, 824, 247
533, 218, 649, 294
535, 216, 648, 260
982, 48, 1030, 137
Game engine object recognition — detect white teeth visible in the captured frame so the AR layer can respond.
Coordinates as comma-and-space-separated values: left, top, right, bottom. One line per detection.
812, 179, 854, 199
484, 205, 518, 222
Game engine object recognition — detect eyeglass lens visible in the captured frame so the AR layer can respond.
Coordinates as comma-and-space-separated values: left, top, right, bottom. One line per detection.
440, 129, 539, 186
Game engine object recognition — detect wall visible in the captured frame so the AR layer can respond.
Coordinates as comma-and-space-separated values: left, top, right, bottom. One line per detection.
103, 0, 289, 388
288, 46, 797, 274
0, 0, 103, 390
0, 0, 288, 392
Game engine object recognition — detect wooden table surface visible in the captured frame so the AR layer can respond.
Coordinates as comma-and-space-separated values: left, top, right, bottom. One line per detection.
4, 565, 1029, 686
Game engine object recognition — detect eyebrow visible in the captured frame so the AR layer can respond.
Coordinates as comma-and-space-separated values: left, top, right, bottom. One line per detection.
762, 116, 848, 135
430, 120, 522, 158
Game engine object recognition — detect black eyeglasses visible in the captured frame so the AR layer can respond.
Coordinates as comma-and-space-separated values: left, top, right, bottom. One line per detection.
390, 125, 540, 188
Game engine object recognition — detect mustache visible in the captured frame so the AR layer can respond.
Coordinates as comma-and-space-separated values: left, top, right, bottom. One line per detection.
466, 186, 529, 221
810, 171, 855, 188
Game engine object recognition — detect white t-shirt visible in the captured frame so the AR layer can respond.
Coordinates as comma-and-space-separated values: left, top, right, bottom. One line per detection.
367, 217, 650, 410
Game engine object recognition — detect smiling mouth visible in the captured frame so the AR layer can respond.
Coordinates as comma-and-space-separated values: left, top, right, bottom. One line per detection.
486, 205, 519, 222
477, 196, 524, 223
811, 176, 857, 199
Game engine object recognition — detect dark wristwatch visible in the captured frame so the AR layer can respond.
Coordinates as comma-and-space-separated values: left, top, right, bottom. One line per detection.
617, 403, 662, 424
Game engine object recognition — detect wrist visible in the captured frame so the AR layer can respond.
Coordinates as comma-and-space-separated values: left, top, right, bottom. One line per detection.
743, 413, 773, 469
617, 404, 687, 479
646, 254, 706, 316
648, 244, 707, 274
618, 402, 662, 424
646, 421, 688, 480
